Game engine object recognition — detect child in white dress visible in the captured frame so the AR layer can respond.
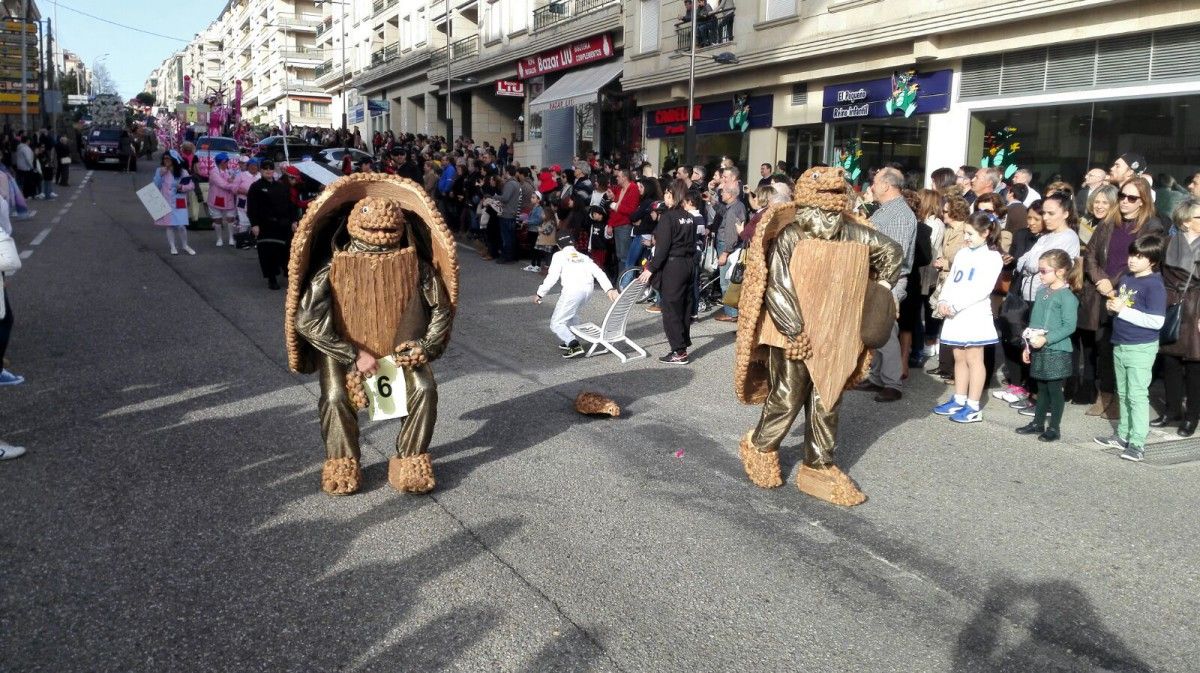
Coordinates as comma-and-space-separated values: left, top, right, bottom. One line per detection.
932, 211, 1003, 423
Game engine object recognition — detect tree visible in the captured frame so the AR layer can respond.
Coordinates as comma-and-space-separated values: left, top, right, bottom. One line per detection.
59, 71, 80, 97
92, 62, 118, 96
136, 92, 156, 107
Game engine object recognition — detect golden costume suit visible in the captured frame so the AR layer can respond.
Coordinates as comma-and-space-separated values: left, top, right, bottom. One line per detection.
749, 213, 903, 466
294, 239, 453, 462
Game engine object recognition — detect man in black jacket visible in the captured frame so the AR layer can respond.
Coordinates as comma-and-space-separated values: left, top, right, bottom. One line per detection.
246, 160, 297, 290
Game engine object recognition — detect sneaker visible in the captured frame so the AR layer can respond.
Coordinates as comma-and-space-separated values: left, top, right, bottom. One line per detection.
659, 350, 689, 365
216, 239, 224, 247
170, 249, 179, 255
183, 246, 196, 255
0, 369, 24, 386
645, 305, 662, 314
1017, 406, 1035, 417
1009, 399, 1033, 410
991, 385, 1029, 403
562, 345, 585, 359
949, 406, 983, 424
1120, 445, 1145, 462
31, 193, 43, 200
0, 444, 26, 460
1093, 434, 1127, 450
932, 398, 964, 416
558, 340, 579, 351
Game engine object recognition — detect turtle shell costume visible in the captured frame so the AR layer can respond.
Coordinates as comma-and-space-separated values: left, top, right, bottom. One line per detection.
733, 166, 902, 506
285, 173, 459, 496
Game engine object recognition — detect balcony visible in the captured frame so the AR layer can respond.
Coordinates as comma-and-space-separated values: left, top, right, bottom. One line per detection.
429, 35, 479, 69
291, 113, 332, 126
532, 0, 618, 32
279, 46, 325, 63
372, 0, 398, 16
275, 15, 322, 32
314, 60, 347, 88
316, 19, 331, 37
674, 8, 735, 52
370, 43, 400, 67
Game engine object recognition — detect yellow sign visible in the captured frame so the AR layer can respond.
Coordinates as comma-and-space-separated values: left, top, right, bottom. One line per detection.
0, 93, 38, 103
2, 22, 37, 33
185, 108, 198, 123
0, 103, 38, 114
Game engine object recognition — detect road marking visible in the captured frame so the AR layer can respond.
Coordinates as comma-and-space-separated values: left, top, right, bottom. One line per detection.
50, 216, 61, 224
30, 227, 51, 245
19, 249, 32, 259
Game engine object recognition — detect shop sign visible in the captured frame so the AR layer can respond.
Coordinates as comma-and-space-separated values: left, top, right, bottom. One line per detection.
517, 34, 614, 80
821, 69, 952, 123
495, 80, 525, 97
645, 95, 773, 139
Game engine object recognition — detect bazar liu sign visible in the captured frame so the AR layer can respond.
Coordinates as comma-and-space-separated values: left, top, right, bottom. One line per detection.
495, 80, 525, 97
517, 34, 613, 79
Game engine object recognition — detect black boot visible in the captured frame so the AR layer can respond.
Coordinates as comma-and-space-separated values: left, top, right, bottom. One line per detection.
267, 276, 280, 290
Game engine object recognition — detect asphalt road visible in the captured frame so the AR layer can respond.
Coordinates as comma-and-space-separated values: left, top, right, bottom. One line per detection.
2, 166, 1197, 672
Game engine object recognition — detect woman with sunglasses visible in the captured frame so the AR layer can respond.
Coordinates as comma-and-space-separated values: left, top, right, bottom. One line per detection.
1079, 177, 1164, 418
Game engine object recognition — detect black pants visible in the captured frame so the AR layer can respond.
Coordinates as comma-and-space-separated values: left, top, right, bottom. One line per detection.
56, 162, 69, 186
657, 256, 693, 352
16, 169, 36, 197
0, 295, 12, 364
1162, 355, 1200, 422
1086, 324, 1116, 394
256, 240, 289, 280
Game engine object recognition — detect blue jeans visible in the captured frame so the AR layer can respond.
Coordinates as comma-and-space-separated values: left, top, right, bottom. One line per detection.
614, 225, 633, 272
717, 240, 738, 317
498, 217, 517, 261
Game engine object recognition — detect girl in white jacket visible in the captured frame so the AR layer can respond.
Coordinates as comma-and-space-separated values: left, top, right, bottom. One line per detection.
534, 233, 618, 358
932, 211, 1003, 423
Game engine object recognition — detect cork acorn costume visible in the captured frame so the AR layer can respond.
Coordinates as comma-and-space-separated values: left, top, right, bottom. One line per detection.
285, 173, 459, 496
734, 166, 902, 506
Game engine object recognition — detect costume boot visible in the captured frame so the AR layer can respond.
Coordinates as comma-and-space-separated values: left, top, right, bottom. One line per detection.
738, 432, 783, 488
796, 464, 867, 507
389, 453, 436, 494
1087, 392, 1113, 417
321, 457, 361, 496
1100, 393, 1121, 420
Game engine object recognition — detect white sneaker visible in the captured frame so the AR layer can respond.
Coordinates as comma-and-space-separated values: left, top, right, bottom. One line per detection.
216, 239, 224, 247
32, 194, 43, 200
49, 192, 58, 198
183, 246, 196, 255
170, 248, 179, 255
0, 444, 26, 460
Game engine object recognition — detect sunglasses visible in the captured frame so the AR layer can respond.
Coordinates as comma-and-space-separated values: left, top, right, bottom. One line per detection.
1119, 193, 1141, 203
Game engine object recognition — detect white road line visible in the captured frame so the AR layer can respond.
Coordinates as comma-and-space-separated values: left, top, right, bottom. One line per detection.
19, 249, 32, 259
50, 216, 61, 224
30, 228, 51, 246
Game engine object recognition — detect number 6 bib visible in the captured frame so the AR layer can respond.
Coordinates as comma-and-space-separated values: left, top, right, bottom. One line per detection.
364, 356, 409, 421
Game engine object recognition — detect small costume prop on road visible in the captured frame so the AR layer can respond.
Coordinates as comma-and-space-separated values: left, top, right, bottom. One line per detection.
734, 166, 902, 506
285, 173, 459, 496
574, 392, 620, 417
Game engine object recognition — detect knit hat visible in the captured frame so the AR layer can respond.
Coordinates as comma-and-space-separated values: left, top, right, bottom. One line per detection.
1118, 152, 1147, 175
214, 152, 230, 164
283, 165, 301, 178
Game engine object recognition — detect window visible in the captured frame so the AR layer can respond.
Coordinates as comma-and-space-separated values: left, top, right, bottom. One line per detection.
401, 16, 412, 50
764, 0, 796, 21
639, 0, 660, 53
413, 10, 428, 45
510, 0, 528, 34
484, 1, 504, 42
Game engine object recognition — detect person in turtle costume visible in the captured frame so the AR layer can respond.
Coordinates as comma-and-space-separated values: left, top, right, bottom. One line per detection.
734, 166, 903, 506
285, 173, 459, 496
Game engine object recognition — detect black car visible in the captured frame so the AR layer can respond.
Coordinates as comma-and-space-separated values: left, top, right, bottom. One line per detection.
83, 128, 123, 169
255, 136, 319, 163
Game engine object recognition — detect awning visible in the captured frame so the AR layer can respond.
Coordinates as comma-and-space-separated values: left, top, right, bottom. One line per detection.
528, 60, 622, 114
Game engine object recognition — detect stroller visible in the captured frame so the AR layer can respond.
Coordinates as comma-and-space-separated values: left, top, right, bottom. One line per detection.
695, 231, 725, 313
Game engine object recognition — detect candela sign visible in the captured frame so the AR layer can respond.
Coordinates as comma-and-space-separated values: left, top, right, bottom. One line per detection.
495, 80, 525, 97
517, 34, 614, 80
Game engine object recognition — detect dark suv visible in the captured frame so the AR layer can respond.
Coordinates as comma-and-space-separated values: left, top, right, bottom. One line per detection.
83, 128, 123, 169
255, 136, 319, 163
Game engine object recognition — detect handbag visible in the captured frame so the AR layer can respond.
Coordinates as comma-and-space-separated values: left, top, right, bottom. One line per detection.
722, 280, 742, 307
700, 241, 718, 273
59, 156, 71, 165
1161, 263, 1195, 345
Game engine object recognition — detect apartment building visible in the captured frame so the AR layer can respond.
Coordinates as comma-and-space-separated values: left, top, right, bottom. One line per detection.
345, 0, 628, 165
624, 0, 1200, 185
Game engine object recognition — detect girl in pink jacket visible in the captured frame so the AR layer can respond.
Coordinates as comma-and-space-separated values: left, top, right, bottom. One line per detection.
232, 157, 261, 243
206, 153, 238, 247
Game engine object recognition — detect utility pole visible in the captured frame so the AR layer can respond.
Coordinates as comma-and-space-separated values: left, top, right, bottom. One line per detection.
683, 3, 698, 166
45, 18, 55, 133
20, 0, 30, 129
446, 10, 453, 142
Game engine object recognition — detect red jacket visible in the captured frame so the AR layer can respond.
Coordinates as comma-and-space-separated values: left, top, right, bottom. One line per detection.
608, 182, 639, 228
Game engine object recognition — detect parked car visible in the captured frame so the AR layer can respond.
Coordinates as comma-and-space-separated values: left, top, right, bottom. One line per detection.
317, 147, 373, 170
255, 136, 319, 163
192, 136, 244, 182
83, 128, 123, 169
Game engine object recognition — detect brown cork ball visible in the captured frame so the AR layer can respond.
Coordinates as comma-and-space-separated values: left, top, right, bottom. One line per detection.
574, 392, 621, 417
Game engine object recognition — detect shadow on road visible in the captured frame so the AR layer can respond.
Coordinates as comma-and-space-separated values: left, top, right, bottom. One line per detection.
953, 577, 1152, 672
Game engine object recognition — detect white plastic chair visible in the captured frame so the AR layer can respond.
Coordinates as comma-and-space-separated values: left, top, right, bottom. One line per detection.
570, 278, 649, 363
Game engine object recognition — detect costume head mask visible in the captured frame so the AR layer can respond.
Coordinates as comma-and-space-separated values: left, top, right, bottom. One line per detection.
347, 196, 408, 247
793, 166, 852, 238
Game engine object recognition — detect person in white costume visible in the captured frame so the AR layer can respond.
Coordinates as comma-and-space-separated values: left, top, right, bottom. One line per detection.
534, 233, 618, 359
932, 211, 1003, 424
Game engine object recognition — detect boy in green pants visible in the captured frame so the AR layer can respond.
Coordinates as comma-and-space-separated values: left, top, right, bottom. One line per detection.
1093, 235, 1167, 462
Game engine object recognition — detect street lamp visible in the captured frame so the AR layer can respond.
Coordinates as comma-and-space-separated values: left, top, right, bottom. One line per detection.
315, 0, 349, 131
262, 23, 293, 163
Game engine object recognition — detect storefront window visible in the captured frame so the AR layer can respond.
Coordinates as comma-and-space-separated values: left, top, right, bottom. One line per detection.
576, 102, 596, 158
657, 133, 749, 178
970, 94, 1200, 190
784, 124, 824, 175
831, 116, 928, 189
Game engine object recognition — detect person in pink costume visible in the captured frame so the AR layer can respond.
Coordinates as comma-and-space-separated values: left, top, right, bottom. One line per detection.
206, 153, 238, 246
